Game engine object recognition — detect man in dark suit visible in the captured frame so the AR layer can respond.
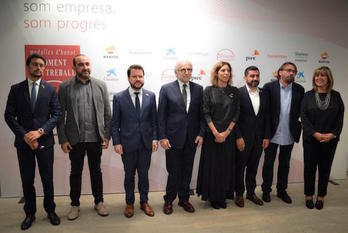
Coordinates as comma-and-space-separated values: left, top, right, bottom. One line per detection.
261, 62, 305, 204
158, 60, 205, 214
112, 64, 158, 218
234, 66, 270, 208
4, 53, 62, 230
57, 54, 111, 220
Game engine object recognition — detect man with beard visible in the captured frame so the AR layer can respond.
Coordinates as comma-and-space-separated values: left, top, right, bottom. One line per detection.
261, 62, 304, 204
112, 64, 158, 218
57, 54, 111, 220
234, 66, 270, 208
5, 53, 62, 230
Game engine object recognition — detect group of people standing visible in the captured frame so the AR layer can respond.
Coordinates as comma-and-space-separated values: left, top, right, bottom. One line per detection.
4, 53, 344, 231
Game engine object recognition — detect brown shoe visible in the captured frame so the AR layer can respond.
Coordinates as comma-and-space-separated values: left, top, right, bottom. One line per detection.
124, 204, 134, 218
235, 196, 244, 208
163, 202, 173, 215
178, 201, 195, 213
247, 194, 264, 206
141, 203, 155, 217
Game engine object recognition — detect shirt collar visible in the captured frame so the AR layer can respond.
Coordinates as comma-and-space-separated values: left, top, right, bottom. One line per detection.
129, 86, 142, 95
279, 80, 292, 89
177, 79, 189, 88
75, 75, 90, 84
245, 84, 259, 94
28, 78, 41, 86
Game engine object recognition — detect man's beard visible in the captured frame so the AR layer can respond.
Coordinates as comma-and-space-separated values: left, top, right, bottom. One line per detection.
30, 70, 42, 78
247, 80, 259, 88
131, 82, 144, 90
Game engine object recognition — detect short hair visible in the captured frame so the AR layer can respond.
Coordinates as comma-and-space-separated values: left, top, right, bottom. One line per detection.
244, 66, 259, 77
127, 64, 144, 77
312, 66, 334, 92
210, 61, 232, 86
26, 53, 46, 67
72, 54, 88, 66
278, 62, 297, 78
174, 60, 192, 73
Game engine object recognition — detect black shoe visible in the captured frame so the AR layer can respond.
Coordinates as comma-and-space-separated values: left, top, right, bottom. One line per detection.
21, 215, 35, 230
262, 193, 271, 203
305, 199, 314, 209
218, 201, 227, 209
277, 192, 292, 204
315, 200, 324, 210
47, 212, 60, 225
211, 202, 220, 209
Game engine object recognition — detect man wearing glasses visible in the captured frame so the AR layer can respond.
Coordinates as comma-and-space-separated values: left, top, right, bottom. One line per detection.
261, 62, 304, 204
158, 60, 205, 214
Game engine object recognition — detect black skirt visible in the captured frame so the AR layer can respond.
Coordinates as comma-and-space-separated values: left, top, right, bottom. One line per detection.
196, 131, 236, 202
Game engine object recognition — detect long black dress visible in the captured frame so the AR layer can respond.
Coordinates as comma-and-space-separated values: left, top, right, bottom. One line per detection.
196, 85, 240, 203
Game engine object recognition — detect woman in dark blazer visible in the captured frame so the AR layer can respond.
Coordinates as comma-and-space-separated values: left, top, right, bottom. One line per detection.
301, 66, 344, 210
196, 61, 240, 209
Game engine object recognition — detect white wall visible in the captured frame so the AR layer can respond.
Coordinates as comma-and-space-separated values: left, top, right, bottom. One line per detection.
1, 0, 347, 197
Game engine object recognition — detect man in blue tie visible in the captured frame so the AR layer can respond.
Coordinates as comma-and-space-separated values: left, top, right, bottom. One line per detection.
112, 64, 158, 218
4, 53, 62, 230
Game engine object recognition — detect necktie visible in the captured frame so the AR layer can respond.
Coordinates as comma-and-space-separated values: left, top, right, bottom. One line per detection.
182, 83, 187, 110
31, 81, 37, 111
135, 92, 140, 117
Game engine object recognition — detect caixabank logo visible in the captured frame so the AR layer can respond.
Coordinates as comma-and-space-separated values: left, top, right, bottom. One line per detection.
319, 51, 330, 64
245, 49, 260, 62
296, 70, 305, 83
104, 68, 118, 81
162, 48, 177, 60
25, 44, 80, 91
216, 49, 235, 62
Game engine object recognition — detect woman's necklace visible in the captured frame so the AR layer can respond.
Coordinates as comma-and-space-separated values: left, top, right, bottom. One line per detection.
315, 91, 331, 110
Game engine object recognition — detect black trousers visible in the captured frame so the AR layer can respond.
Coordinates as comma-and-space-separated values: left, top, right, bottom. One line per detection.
17, 146, 55, 215
69, 142, 103, 206
235, 138, 263, 196
303, 139, 337, 197
261, 142, 294, 194
164, 142, 196, 203
122, 142, 152, 204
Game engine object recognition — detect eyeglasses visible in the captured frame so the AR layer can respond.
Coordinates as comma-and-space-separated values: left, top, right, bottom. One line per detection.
283, 69, 297, 73
179, 68, 192, 73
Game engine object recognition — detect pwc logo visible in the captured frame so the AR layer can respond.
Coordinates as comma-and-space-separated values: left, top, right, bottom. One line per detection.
246, 49, 260, 61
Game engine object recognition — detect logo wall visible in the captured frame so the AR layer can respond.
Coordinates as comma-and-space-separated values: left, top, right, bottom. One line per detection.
25, 45, 80, 91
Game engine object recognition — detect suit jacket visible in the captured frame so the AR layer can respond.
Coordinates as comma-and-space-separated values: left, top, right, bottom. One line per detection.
234, 86, 270, 143
57, 76, 112, 145
111, 88, 158, 153
263, 80, 304, 143
4, 80, 62, 148
158, 80, 205, 149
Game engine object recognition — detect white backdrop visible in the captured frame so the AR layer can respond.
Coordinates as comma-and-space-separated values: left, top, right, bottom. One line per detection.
1, 0, 347, 197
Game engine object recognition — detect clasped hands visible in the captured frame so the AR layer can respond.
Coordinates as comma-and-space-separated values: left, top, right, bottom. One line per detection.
24, 130, 42, 150
313, 132, 335, 143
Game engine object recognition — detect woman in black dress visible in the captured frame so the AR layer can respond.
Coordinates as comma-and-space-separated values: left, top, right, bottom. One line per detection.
301, 66, 344, 210
196, 61, 239, 209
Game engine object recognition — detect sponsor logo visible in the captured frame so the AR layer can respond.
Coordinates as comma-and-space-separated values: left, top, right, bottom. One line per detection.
191, 69, 207, 81
25, 44, 80, 91
217, 49, 235, 61
246, 49, 260, 61
319, 51, 330, 64
189, 51, 209, 56
103, 46, 119, 59
162, 48, 177, 60
161, 69, 176, 82
128, 49, 152, 55
104, 68, 118, 81
294, 51, 308, 62
267, 53, 288, 59
296, 71, 305, 83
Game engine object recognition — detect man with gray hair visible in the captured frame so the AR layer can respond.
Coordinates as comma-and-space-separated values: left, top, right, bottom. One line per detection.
158, 60, 205, 214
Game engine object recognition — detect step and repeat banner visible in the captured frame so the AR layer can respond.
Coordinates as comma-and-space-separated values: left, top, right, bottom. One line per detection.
1, 0, 347, 197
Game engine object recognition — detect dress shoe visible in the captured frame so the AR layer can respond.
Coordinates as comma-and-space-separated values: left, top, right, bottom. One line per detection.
178, 201, 195, 213
141, 203, 155, 217
124, 204, 134, 218
306, 199, 314, 209
211, 202, 220, 209
234, 196, 244, 208
218, 201, 227, 209
277, 192, 292, 204
94, 202, 109, 216
262, 193, 271, 203
247, 194, 264, 206
67, 206, 80, 220
315, 200, 324, 210
163, 202, 173, 215
47, 212, 60, 225
21, 215, 35, 230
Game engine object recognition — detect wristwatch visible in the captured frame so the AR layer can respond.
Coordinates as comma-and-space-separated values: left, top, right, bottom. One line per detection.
38, 128, 44, 135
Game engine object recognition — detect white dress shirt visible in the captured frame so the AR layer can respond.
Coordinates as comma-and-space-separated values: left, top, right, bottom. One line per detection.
246, 85, 260, 115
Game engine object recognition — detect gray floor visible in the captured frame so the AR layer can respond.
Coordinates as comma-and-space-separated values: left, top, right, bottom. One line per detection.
1, 179, 348, 233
